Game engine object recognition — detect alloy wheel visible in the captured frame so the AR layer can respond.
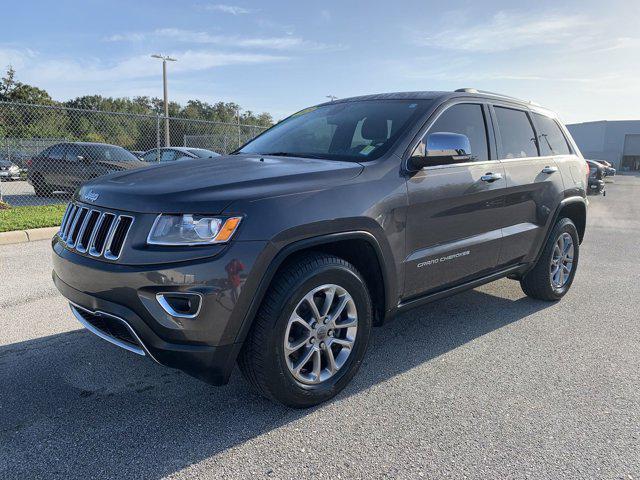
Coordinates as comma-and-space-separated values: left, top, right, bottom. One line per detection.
284, 284, 358, 385
550, 232, 574, 289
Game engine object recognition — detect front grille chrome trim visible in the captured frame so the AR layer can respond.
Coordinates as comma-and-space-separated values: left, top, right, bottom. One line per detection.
104, 215, 134, 261
69, 303, 160, 365
58, 203, 73, 238
87, 212, 106, 257
72, 208, 94, 252
57, 202, 133, 261
62, 204, 79, 241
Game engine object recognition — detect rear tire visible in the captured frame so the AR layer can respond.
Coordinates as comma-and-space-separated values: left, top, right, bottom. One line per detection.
520, 218, 579, 301
32, 174, 53, 197
238, 252, 372, 408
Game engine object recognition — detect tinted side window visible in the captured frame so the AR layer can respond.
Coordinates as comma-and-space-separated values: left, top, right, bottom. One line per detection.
160, 150, 178, 162
422, 104, 489, 162
533, 113, 571, 156
142, 150, 158, 162
494, 107, 538, 158
48, 144, 65, 160
64, 145, 81, 161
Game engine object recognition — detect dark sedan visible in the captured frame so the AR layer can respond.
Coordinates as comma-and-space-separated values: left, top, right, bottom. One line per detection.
27, 142, 147, 197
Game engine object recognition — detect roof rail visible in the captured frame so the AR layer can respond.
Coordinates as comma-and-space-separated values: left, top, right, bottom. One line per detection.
454, 88, 540, 106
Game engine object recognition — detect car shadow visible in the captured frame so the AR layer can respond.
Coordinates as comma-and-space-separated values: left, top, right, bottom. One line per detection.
0, 286, 552, 478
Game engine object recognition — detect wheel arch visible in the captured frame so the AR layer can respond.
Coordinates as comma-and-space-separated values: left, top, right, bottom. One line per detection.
235, 231, 394, 346
528, 196, 586, 270
556, 197, 587, 243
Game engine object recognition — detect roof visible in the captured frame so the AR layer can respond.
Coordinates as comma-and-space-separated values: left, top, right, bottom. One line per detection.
73, 142, 126, 147
323, 89, 543, 110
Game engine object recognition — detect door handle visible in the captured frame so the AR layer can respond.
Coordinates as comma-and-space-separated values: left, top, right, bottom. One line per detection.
542, 166, 558, 174
480, 172, 503, 183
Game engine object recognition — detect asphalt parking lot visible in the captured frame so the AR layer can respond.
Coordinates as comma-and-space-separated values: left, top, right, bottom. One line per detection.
1, 176, 639, 479
0, 180, 69, 206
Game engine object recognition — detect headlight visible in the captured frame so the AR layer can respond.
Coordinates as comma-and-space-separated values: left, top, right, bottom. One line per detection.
147, 214, 242, 246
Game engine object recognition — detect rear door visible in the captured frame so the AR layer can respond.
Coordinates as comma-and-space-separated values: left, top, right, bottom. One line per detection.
61, 144, 86, 189
42, 143, 66, 186
491, 105, 564, 267
403, 102, 507, 299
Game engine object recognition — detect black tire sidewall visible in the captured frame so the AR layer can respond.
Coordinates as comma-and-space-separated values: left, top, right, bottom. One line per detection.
266, 264, 372, 407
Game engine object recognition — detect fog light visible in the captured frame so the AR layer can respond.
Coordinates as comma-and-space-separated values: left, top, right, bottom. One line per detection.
156, 292, 203, 319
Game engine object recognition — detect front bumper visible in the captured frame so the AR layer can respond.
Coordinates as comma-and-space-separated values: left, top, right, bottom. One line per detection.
0, 171, 20, 180
588, 179, 605, 195
52, 235, 268, 385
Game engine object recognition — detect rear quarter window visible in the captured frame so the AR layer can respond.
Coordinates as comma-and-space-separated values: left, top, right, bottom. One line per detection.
533, 113, 572, 156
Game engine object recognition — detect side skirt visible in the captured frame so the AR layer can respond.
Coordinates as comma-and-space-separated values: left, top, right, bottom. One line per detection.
394, 264, 525, 314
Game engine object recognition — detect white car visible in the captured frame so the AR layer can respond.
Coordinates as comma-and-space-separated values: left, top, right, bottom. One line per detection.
0, 160, 20, 181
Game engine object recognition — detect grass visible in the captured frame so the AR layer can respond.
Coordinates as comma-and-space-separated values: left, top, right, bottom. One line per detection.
0, 204, 67, 232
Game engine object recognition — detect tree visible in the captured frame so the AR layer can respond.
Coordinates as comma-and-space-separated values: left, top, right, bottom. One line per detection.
0, 66, 273, 152
0, 66, 54, 105
0, 66, 16, 100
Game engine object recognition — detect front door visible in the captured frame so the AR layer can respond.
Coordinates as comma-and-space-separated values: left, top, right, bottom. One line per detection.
403, 102, 507, 299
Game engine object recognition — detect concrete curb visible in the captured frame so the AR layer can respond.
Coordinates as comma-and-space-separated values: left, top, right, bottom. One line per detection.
0, 226, 59, 246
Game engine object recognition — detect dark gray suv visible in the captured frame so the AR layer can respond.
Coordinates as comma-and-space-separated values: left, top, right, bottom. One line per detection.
51, 89, 589, 407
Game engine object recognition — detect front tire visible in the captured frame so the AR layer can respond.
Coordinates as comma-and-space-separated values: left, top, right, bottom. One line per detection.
238, 253, 372, 408
520, 218, 580, 301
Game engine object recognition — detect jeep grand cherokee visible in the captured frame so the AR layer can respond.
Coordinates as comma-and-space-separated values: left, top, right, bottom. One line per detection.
51, 89, 588, 407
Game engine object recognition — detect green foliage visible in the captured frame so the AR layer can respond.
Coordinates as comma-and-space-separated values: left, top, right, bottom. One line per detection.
0, 204, 67, 232
0, 66, 274, 152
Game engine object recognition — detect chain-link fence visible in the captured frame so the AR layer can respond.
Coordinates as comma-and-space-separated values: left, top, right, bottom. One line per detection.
0, 101, 267, 206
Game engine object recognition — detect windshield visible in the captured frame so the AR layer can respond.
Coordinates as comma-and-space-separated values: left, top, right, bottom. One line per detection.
84, 145, 140, 163
239, 99, 433, 161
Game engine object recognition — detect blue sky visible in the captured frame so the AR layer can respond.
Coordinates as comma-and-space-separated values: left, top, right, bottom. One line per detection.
1, 0, 639, 123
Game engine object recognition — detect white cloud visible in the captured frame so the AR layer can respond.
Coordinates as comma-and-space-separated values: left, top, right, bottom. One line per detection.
106, 28, 343, 52
103, 32, 148, 42
4, 48, 287, 86
413, 11, 591, 53
0, 46, 37, 71
204, 4, 254, 15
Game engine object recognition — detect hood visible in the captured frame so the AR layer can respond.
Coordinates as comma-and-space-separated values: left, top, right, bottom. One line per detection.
76, 154, 364, 213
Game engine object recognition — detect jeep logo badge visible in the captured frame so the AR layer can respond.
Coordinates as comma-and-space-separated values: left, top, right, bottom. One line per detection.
84, 190, 99, 202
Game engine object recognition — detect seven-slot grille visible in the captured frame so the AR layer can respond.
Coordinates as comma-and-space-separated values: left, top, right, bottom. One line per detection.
58, 203, 134, 260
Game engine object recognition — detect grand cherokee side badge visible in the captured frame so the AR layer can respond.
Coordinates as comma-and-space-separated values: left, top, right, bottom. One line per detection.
417, 250, 470, 268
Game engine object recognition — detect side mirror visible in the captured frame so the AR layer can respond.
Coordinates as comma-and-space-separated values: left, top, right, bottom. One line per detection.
410, 132, 472, 170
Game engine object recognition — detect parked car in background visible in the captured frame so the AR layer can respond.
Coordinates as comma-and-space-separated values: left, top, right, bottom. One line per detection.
129, 150, 145, 159
0, 158, 21, 181
27, 142, 147, 197
586, 159, 606, 195
592, 159, 616, 177
140, 147, 221, 163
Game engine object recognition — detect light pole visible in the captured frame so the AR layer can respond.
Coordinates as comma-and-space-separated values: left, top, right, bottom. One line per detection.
151, 54, 177, 147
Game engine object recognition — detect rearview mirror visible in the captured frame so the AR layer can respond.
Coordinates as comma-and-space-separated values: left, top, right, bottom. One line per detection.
410, 132, 472, 169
